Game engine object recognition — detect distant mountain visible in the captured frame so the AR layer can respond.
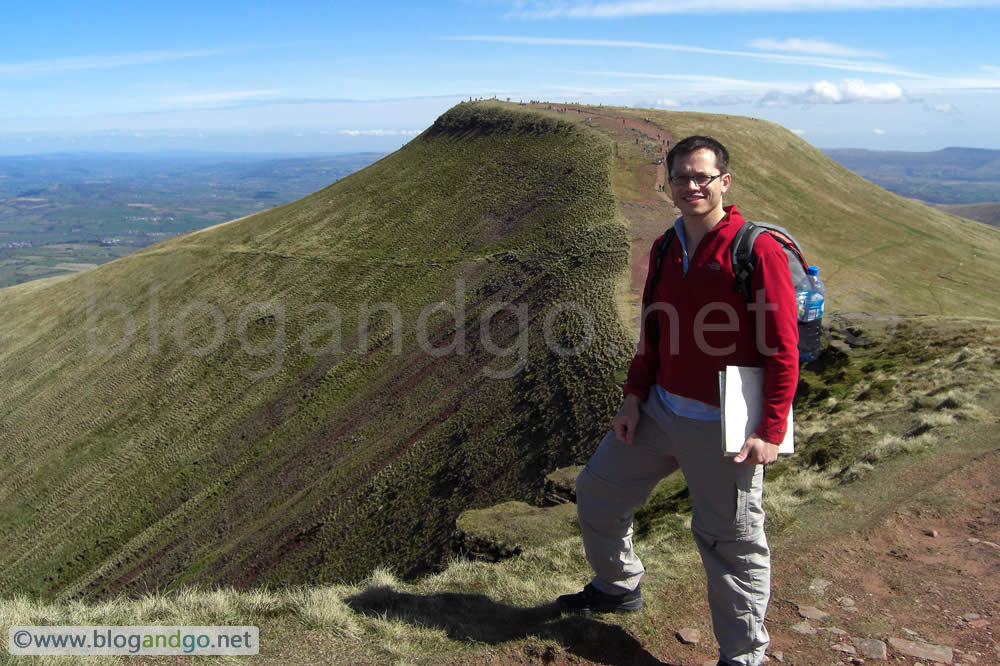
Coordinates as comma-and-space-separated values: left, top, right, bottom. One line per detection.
824, 147, 1000, 204
931, 201, 1000, 228
3, 102, 1000, 601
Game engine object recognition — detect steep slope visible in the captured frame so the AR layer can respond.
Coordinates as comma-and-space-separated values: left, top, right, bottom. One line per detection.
0, 104, 632, 598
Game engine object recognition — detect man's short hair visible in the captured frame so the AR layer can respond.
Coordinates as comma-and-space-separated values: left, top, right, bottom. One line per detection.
667, 136, 730, 175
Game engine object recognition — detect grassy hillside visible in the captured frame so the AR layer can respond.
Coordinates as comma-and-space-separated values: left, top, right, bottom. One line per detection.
0, 103, 632, 599
3, 100, 1000, 610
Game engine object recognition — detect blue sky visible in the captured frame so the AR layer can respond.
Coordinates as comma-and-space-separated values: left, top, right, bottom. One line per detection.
3, 0, 999, 154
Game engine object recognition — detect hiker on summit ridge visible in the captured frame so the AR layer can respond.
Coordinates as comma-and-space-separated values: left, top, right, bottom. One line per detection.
557, 135, 799, 666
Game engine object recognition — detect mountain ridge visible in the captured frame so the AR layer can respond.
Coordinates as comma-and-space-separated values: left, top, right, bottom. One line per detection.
0, 103, 631, 598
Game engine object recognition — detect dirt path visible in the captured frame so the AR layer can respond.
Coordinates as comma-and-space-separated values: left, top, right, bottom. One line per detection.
531, 104, 674, 203
628, 423, 1000, 666
760, 429, 1000, 666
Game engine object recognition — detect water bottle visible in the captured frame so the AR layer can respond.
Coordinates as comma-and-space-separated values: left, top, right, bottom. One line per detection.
796, 266, 825, 362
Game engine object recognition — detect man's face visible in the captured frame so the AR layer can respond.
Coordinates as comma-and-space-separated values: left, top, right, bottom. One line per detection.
668, 148, 731, 220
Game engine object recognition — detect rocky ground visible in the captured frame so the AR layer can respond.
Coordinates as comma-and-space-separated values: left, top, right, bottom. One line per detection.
654, 426, 999, 666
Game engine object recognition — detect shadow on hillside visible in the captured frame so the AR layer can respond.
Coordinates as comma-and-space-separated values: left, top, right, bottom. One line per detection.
345, 586, 673, 665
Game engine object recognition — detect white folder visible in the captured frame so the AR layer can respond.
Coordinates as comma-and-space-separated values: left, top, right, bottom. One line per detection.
719, 365, 794, 456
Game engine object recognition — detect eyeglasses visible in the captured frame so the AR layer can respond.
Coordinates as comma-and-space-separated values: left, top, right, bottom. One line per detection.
668, 173, 724, 187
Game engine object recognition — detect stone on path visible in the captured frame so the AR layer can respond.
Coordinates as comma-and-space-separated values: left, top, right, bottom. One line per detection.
969, 619, 990, 628
852, 637, 888, 660
837, 596, 856, 608
888, 637, 954, 664
798, 605, 830, 620
831, 642, 856, 654
968, 538, 1000, 550
791, 621, 817, 635
676, 627, 700, 645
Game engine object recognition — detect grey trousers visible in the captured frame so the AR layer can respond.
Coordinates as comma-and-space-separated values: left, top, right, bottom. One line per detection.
576, 400, 770, 666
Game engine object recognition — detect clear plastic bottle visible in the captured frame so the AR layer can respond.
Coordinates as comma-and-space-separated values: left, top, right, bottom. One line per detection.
796, 266, 825, 362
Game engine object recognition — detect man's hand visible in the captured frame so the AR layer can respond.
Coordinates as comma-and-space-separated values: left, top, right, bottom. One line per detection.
612, 394, 642, 445
733, 433, 780, 465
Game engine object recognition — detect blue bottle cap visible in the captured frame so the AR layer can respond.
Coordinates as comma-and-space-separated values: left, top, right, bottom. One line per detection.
807, 266, 819, 276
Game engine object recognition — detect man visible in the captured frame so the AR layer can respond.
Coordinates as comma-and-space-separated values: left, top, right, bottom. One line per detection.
557, 136, 799, 666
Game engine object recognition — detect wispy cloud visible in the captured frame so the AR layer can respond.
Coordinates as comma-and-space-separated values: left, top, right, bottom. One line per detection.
514, 1, 1000, 19
575, 69, 796, 90
693, 94, 760, 106
451, 35, 928, 78
162, 90, 282, 105
873, 128, 887, 134
760, 79, 911, 105
0, 49, 232, 75
748, 38, 883, 59
925, 102, 958, 114
337, 129, 422, 136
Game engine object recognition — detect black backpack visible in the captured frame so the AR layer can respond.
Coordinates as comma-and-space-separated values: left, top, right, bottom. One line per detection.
643, 219, 811, 349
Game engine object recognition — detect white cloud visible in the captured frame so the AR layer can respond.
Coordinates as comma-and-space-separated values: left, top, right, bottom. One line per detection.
338, 129, 421, 136
748, 38, 882, 59
0, 49, 231, 75
452, 35, 928, 78
516, 1, 1000, 18
823, 79, 908, 102
655, 98, 680, 107
980, 64, 1000, 74
760, 79, 910, 105
873, 128, 886, 135
791, 129, 805, 135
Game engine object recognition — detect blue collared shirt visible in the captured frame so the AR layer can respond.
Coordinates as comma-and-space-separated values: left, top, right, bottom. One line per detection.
646, 217, 721, 423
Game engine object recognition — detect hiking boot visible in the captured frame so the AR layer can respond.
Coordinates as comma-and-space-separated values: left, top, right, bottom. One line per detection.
556, 582, 643, 614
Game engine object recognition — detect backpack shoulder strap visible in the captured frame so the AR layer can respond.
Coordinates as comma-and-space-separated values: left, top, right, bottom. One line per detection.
730, 220, 759, 301
646, 226, 676, 307
642, 225, 677, 348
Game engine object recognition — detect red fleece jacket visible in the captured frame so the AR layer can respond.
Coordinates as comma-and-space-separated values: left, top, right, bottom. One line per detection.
623, 205, 799, 443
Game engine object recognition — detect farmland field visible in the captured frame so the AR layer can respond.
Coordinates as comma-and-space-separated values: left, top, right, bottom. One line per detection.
0, 152, 383, 288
